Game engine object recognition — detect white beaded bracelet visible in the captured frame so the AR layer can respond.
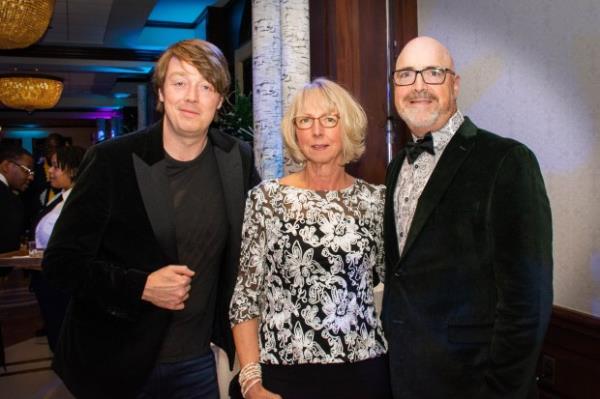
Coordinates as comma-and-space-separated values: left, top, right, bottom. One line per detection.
239, 362, 262, 398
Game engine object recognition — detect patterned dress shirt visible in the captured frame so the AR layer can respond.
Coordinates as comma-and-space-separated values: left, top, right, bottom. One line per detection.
394, 110, 465, 255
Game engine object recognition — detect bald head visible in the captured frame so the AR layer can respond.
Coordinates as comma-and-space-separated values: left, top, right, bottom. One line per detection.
393, 36, 460, 137
396, 36, 455, 71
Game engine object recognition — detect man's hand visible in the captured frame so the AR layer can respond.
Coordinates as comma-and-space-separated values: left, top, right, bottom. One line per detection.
141, 265, 194, 310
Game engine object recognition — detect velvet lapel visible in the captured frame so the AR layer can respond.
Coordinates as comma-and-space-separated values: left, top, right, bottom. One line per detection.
209, 128, 244, 236
384, 151, 407, 265
397, 118, 478, 268
132, 122, 178, 264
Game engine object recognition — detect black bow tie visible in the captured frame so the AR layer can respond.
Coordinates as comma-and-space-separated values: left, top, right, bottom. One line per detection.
405, 133, 435, 164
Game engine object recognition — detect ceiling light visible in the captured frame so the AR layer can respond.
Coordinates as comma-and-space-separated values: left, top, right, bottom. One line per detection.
0, 76, 63, 112
0, 0, 56, 49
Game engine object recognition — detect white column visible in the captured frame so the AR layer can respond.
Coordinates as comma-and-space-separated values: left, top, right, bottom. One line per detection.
281, 0, 310, 174
252, 0, 311, 178
252, 0, 283, 179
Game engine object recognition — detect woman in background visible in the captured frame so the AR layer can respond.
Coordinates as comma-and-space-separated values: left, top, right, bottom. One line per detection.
31, 145, 85, 351
229, 78, 391, 399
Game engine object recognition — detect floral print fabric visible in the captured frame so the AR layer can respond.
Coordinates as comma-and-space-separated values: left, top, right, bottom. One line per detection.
229, 179, 387, 365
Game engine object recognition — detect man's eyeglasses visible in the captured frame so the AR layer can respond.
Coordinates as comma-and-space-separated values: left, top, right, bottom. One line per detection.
293, 114, 340, 130
10, 160, 35, 177
392, 67, 455, 86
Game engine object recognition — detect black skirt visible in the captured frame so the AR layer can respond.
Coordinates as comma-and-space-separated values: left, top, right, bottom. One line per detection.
230, 355, 392, 399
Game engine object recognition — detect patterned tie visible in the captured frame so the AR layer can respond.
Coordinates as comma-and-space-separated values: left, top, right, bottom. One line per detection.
404, 133, 435, 164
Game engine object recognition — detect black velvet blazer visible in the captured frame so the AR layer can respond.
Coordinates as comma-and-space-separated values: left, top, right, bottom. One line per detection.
43, 121, 260, 399
382, 117, 553, 399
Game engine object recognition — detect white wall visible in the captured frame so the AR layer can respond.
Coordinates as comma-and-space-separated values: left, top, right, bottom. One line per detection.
418, 0, 600, 316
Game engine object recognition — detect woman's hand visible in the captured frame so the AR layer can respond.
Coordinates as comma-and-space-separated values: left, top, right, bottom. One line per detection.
245, 380, 282, 399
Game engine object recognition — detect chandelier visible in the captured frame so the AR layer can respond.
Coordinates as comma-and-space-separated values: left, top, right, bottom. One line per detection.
0, 0, 56, 49
0, 76, 63, 112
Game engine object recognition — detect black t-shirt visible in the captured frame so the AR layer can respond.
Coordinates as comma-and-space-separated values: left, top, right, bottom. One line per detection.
158, 139, 229, 363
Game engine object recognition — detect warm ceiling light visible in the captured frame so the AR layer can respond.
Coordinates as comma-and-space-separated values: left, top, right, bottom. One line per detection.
0, 0, 56, 49
0, 76, 63, 112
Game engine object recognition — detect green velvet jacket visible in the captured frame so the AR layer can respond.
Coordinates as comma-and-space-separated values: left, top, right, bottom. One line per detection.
42, 121, 260, 399
382, 117, 553, 398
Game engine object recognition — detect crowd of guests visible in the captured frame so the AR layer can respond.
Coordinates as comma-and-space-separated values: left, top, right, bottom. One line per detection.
1, 36, 552, 399
0, 135, 85, 353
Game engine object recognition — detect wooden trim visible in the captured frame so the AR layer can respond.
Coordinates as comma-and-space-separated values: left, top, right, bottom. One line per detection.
537, 306, 600, 399
551, 305, 600, 336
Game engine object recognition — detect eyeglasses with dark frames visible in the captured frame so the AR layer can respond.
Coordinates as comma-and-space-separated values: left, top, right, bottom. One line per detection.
293, 114, 340, 130
392, 67, 455, 86
9, 160, 35, 177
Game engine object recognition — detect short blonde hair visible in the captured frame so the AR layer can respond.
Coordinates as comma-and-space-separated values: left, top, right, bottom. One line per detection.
153, 39, 230, 113
281, 78, 367, 165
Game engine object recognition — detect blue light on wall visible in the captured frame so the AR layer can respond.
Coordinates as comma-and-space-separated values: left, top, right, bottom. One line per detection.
137, 27, 198, 50
149, 0, 214, 24
4, 130, 47, 153
96, 119, 107, 142
5, 130, 48, 139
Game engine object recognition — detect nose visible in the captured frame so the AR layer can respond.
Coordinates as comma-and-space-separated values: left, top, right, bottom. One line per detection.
311, 120, 324, 136
185, 85, 198, 102
413, 71, 427, 91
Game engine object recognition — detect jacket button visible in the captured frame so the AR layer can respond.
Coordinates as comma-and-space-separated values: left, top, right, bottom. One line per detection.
394, 271, 401, 277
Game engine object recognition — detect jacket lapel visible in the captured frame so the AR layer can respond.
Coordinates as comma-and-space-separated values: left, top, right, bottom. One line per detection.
210, 128, 244, 237
384, 151, 407, 266
132, 122, 178, 264
398, 118, 478, 267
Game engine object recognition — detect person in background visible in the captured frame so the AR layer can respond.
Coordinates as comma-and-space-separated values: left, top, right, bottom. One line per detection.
0, 145, 34, 255
30, 145, 85, 352
230, 78, 391, 399
42, 39, 260, 399
23, 133, 67, 228
0, 145, 33, 369
38, 133, 68, 207
24, 133, 68, 339
382, 36, 553, 398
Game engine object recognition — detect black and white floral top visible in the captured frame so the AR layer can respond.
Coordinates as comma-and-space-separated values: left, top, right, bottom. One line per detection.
229, 178, 388, 365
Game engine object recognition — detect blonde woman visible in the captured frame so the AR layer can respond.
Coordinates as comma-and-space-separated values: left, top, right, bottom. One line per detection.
230, 78, 391, 399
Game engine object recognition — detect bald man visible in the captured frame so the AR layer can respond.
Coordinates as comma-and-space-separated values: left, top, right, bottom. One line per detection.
381, 37, 553, 398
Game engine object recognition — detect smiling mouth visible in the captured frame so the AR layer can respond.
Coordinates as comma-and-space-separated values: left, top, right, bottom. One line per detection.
408, 98, 434, 105
180, 108, 200, 116
311, 144, 329, 150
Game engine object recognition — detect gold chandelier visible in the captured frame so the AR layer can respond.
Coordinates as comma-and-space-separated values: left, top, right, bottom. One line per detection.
0, 0, 56, 49
0, 76, 63, 111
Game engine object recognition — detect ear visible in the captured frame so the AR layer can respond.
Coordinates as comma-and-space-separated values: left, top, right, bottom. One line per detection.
217, 96, 223, 110
158, 87, 165, 103
452, 74, 461, 98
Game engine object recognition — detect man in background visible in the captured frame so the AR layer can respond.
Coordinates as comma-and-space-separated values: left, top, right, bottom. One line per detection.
0, 145, 34, 255
382, 36, 553, 398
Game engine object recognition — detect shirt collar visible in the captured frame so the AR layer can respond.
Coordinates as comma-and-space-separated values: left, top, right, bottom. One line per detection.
62, 187, 73, 201
0, 173, 8, 188
411, 109, 464, 152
